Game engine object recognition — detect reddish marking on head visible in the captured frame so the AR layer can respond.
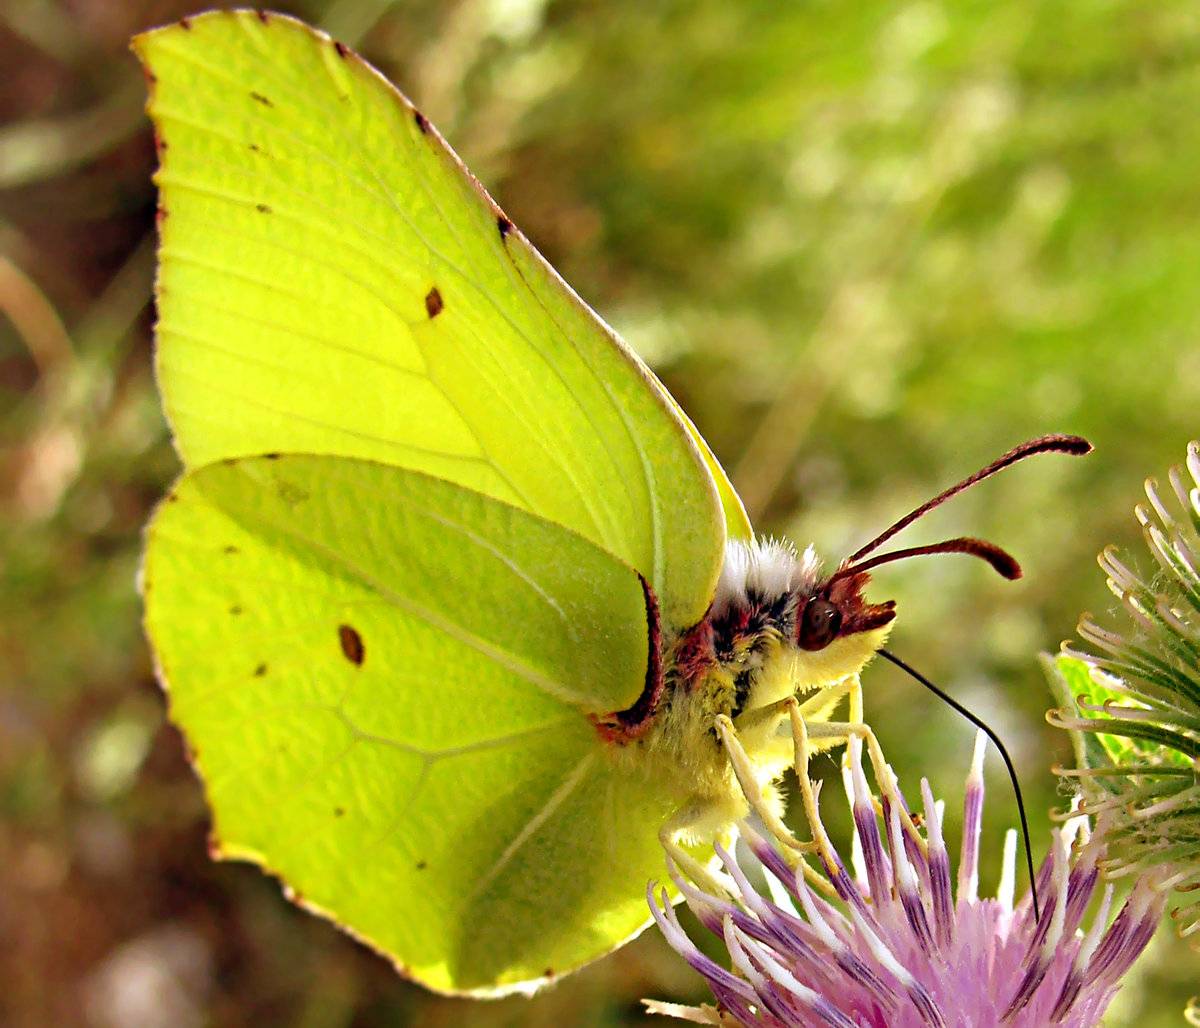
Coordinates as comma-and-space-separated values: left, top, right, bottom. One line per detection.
334, 40, 349, 59
414, 110, 430, 134
338, 624, 365, 666
250, 91, 273, 108
591, 574, 663, 743
825, 571, 896, 635
497, 214, 513, 239
424, 287, 444, 318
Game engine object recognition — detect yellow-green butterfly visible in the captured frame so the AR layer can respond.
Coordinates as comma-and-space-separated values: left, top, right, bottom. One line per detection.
137, 9, 1089, 996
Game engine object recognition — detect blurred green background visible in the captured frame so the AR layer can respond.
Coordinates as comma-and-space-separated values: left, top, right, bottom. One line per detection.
3, 0, 1198, 1024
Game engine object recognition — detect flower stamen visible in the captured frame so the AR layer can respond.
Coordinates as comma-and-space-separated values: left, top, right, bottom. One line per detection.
648, 727, 1162, 1026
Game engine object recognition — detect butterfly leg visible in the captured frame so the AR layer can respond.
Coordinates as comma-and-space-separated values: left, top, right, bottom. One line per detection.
716, 685, 926, 865
796, 709, 929, 862
744, 673, 908, 847
656, 800, 741, 898
657, 756, 840, 903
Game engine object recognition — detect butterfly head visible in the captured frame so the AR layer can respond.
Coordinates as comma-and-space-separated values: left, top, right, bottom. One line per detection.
790, 569, 897, 686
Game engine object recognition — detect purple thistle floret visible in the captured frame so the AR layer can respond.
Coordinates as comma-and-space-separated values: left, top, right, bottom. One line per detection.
647, 733, 1167, 1027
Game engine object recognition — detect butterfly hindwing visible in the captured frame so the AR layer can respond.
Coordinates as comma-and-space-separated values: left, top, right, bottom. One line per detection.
144, 455, 675, 992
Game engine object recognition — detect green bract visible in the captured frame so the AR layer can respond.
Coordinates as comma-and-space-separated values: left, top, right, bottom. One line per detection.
1047, 440, 1200, 944
136, 9, 750, 995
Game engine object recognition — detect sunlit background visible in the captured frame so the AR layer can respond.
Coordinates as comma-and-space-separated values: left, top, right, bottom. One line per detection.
3, 0, 1199, 1024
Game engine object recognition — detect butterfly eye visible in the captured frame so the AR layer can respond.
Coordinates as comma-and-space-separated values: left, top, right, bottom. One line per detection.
798, 598, 842, 651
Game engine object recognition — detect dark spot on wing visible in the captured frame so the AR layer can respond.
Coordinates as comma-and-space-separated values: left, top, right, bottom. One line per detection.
166, 494, 178, 504
339, 624, 365, 666
153, 134, 167, 153
264, 452, 280, 460
249, 143, 261, 153
255, 203, 272, 214
497, 215, 513, 239
415, 860, 427, 870
254, 663, 267, 677
276, 481, 308, 505
424, 287, 444, 318
229, 604, 242, 616
257, 10, 270, 23
334, 40, 349, 59
223, 544, 239, 554
544, 968, 554, 978
179, 16, 192, 29
250, 91, 273, 108
414, 110, 429, 134
155, 207, 167, 228
334, 806, 345, 817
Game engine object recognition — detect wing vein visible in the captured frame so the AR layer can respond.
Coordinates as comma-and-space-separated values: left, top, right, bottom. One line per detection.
224, 497, 587, 703
468, 752, 595, 902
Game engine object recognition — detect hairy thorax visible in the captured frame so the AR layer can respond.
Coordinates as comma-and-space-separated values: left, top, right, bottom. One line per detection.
609, 540, 892, 819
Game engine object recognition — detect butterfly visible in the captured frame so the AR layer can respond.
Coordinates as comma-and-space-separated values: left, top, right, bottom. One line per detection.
136, 10, 1089, 996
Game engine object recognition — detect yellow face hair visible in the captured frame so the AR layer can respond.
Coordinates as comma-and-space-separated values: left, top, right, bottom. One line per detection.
770, 620, 894, 704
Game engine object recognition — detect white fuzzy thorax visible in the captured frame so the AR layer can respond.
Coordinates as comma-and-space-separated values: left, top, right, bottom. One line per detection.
713, 538, 822, 616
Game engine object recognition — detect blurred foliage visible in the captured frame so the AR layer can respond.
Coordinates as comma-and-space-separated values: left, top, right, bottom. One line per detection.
2, 0, 1199, 1024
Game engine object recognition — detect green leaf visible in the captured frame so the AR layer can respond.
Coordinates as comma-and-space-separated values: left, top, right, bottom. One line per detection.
1044, 654, 1118, 781
1047, 653, 1195, 779
134, 9, 750, 629
144, 455, 677, 993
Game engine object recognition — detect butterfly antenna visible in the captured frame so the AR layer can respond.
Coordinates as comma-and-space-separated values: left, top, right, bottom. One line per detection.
876, 647, 1042, 922
845, 435, 1092, 566
831, 536, 1022, 584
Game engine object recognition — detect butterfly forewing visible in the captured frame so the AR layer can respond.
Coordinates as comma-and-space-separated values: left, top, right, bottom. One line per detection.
137, 11, 746, 627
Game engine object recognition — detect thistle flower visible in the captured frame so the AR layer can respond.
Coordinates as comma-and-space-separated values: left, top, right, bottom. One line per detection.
1048, 440, 1200, 941
647, 731, 1166, 1027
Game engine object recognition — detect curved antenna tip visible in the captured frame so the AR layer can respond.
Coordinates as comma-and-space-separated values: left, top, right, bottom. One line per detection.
1046, 434, 1093, 456
1041, 431, 1099, 455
